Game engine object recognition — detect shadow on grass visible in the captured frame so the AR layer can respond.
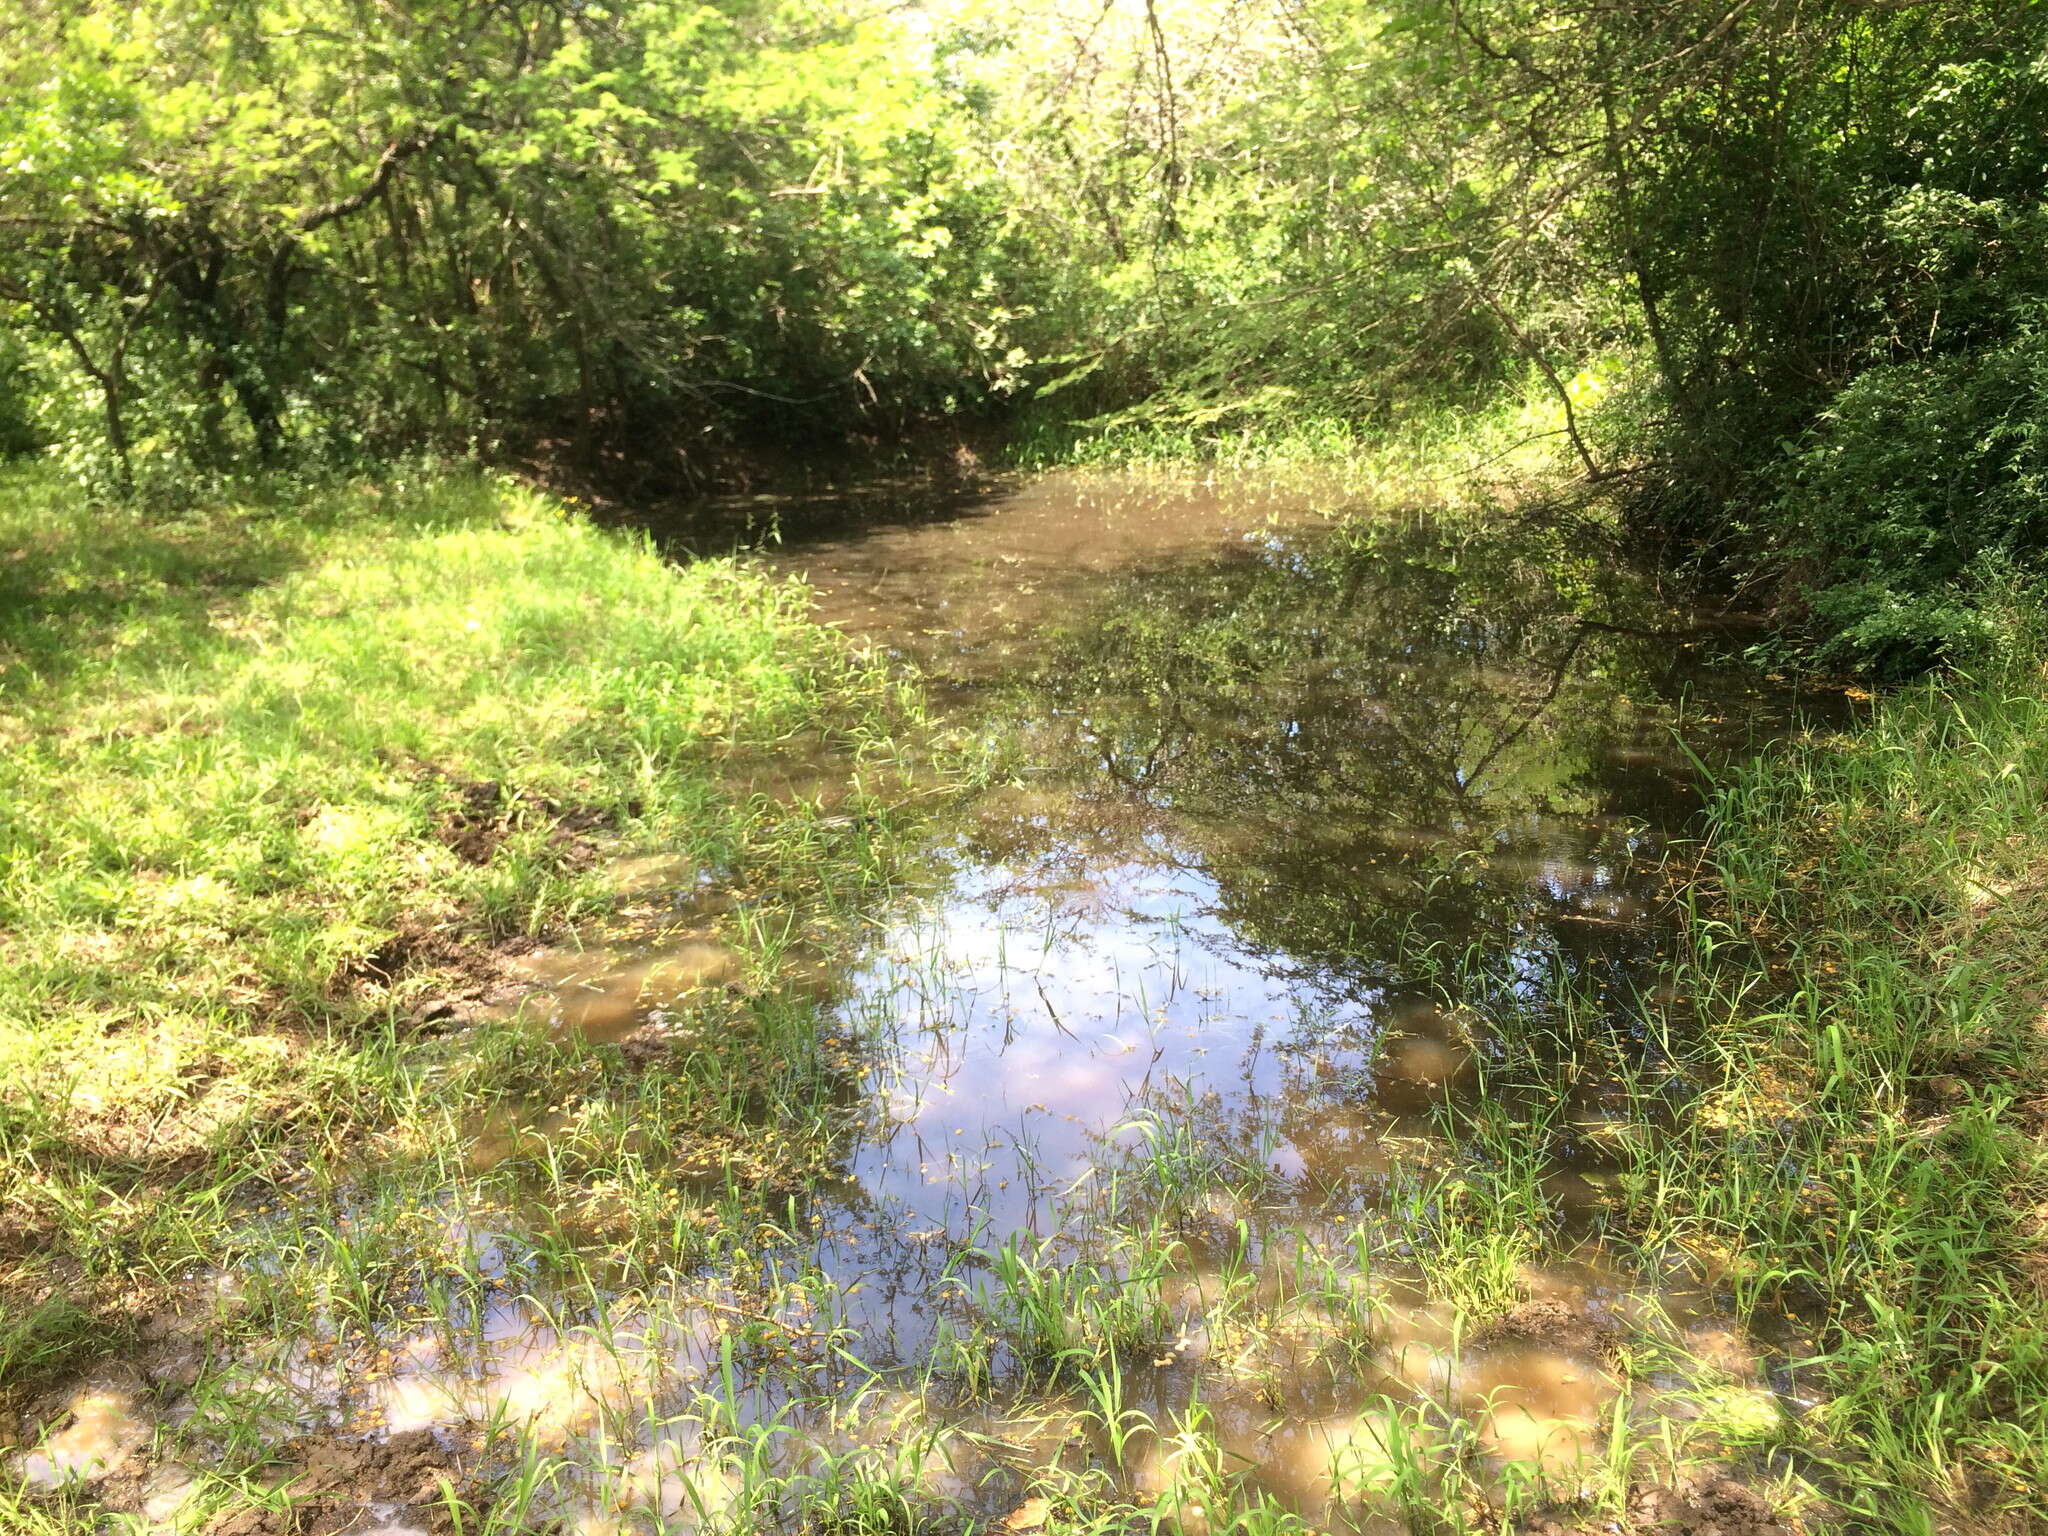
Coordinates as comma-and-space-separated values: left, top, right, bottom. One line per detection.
0, 466, 498, 695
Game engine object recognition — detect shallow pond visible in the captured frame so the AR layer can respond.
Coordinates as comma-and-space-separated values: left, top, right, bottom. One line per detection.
18, 473, 1836, 1534
550, 471, 1825, 1528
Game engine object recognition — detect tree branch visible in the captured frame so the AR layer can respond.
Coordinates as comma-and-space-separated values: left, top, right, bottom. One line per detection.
295, 129, 445, 235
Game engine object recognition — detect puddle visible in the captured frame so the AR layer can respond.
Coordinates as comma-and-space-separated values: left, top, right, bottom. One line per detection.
28, 473, 1838, 1529
744, 476, 1825, 1519
727, 477, 1826, 1521
12, 1386, 149, 1490
537, 476, 1825, 1518
506, 940, 741, 1044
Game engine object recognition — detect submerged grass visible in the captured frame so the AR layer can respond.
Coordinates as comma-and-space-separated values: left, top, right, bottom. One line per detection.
924, 635, 2048, 1533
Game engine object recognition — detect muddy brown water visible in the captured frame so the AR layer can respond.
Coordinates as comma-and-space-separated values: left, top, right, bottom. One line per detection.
16, 473, 1837, 1532
727, 473, 1772, 1256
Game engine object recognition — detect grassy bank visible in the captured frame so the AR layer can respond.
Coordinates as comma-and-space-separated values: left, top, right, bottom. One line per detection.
1002, 373, 1602, 505
1646, 639, 2048, 1525
1323, 626, 2048, 1529
0, 466, 926, 1509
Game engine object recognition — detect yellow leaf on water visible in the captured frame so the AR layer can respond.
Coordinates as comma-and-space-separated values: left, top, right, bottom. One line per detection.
1000, 1497, 1053, 1532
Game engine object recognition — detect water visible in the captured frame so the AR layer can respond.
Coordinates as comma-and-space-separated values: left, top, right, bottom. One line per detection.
687, 472, 1817, 1521
17, 472, 1828, 1532
526, 472, 1818, 1525
734, 472, 1757, 1268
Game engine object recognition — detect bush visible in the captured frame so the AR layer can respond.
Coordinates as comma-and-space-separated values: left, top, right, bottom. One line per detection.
1766, 320, 2048, 677
0, 338, 39, 459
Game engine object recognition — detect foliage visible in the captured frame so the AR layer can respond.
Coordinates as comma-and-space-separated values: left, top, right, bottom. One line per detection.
0, 0, 1034, 495
0, 334, 39, 458
5, 0, 2047, 664
1769, 321, 2048, 677
974, 0, 2048, 672
1571, 9, 2048, 672
969, 0, 1533, 449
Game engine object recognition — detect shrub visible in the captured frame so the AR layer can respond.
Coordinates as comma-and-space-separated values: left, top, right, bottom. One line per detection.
1766, 318, 2048, 677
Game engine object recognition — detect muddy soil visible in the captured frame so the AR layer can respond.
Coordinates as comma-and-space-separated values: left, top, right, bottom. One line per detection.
1526, 1474, 1787, 1536
206, 1431, 468, 1536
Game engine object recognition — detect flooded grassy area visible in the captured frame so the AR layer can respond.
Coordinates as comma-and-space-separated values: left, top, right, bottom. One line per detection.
0, 467, 935, 1532
5, 469, 2046, 1534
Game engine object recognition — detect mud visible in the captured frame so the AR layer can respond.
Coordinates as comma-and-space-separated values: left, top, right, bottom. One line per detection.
1633, 1477, 1788, 1536
207, 1429, 468, 1536
1525, 1473, 1787, 1536
415, 761, 617, 871
434, 777, 511, 865
1473, 1297, 1619, 1359
13, 1378, 150, 1491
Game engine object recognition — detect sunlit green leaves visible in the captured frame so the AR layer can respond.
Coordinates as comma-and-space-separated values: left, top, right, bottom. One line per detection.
0, 0, 1030, 493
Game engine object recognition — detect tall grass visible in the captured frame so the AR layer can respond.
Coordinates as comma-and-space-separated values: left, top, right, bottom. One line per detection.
1005, 363, 1620, 511
1619, 634, 2048, 1524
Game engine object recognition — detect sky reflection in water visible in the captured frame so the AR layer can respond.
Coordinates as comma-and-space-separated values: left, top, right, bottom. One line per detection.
748, 474, 1803, 1343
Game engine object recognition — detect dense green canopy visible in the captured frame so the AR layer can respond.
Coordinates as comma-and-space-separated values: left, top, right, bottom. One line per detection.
4, 0, 2046, 670
0, 0, 1035, 488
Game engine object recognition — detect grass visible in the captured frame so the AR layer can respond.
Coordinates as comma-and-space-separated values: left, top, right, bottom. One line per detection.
1620, 636, 2048, 1526
1325, 629, 2048, 1529
0, 462, 925, 1407
1003, 362, 1624, 512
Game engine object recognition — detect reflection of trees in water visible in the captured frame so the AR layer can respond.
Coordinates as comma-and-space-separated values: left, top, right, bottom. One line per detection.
973, 514, 1735, 1007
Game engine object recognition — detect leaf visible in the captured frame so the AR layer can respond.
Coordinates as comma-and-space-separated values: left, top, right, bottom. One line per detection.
999, 1497, 1052, 1532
